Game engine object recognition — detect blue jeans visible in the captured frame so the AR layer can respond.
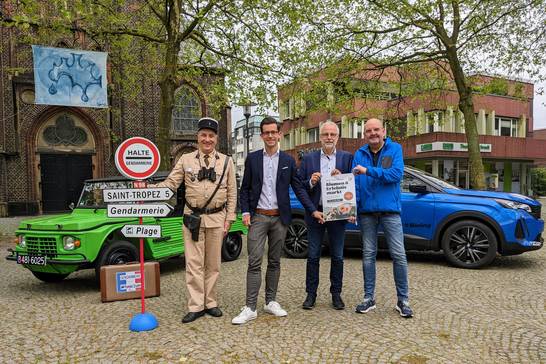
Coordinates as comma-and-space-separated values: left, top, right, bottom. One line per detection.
306, 219, 346, 295
359, 213, 409, 301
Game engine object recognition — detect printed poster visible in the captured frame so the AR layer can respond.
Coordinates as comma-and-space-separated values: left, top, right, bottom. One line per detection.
321, 173, 357, 221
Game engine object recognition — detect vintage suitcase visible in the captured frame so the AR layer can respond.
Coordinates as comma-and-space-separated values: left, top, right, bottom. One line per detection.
100, 262, 160, 303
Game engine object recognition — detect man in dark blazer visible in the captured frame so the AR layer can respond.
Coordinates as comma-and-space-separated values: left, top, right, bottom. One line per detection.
297, 121, 354, 310
232, 116, 315, 325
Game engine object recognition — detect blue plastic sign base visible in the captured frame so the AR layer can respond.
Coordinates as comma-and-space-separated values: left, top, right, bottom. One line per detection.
129, 312, 158, 332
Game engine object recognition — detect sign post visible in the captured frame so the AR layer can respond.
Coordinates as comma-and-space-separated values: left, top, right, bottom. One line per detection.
111, 137, 161, 332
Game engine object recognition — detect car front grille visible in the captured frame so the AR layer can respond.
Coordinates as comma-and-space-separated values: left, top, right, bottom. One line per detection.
26, 236, 58, 258
530, 205, 541, 219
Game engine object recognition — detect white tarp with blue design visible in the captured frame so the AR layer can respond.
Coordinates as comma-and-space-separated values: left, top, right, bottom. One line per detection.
32, 45, 108, 108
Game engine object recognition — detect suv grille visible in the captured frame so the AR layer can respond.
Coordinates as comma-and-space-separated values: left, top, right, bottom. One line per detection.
26, 237, 58, 257
530, 205, 541, 219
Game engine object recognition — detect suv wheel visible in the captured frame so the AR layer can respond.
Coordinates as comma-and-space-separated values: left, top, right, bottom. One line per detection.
95, 240, 139, 280
441, 220, 497, 268
222, 232, 242, 262
31, 271, 70, 283
284, 218, 309, 258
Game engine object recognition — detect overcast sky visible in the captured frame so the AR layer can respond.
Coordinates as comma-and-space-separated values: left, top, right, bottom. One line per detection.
232, 80, 546, 131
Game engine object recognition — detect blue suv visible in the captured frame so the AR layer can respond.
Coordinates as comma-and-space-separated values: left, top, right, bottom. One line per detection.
286, 166, 544, 268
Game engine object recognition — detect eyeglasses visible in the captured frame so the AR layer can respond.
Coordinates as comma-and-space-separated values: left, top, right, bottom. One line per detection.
261, 131, 279, 136
320, 133, 338, 137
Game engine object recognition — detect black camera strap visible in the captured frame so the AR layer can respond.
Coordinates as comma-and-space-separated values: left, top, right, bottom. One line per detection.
190, 155, 230, 214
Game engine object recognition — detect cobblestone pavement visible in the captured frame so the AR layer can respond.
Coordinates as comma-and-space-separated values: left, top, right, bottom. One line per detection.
0, 208, 544, 363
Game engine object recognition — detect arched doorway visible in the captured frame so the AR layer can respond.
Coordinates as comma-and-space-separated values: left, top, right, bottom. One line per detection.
35, 112, 96, 212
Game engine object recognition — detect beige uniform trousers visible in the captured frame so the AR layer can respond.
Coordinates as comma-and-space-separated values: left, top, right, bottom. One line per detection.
183, 223, 224, 312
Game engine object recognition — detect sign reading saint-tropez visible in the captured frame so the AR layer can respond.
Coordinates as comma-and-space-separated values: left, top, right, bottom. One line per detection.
103, 187, 173, 202
115, 137, 160, 180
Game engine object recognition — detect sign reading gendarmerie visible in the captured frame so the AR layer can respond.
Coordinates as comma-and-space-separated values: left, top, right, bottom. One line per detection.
103, 188, 173, 203
416, 142, 492, 153
107, 203, 173, 217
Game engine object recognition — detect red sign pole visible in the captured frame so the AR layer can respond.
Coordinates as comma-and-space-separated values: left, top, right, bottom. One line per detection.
135, 180, 146, 314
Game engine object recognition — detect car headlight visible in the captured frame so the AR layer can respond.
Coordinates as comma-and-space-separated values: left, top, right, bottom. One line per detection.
63, 236, 81, 250
494, 199, 532, 213
18, 235, 26, 248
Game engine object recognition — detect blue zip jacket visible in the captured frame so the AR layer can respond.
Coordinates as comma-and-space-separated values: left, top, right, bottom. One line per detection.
352, 137, 404, 213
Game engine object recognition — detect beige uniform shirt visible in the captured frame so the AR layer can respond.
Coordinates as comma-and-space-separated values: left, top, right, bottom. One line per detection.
157, 150, 237, 228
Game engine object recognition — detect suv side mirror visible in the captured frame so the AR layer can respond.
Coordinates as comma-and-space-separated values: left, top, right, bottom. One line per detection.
69, 202, 75, 210
409, 184, 429, 194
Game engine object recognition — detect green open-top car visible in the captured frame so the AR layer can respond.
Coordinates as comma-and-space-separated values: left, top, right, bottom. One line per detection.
6, 172, 246, 283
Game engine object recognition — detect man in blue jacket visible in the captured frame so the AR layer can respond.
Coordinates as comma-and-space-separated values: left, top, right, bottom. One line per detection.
297, 121, 353, 310
352, 118, 413, 318
233, 117, 315, 325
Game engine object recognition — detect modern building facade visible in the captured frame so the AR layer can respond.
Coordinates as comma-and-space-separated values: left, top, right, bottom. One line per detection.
0, 9, 231, 216
278, 64, 546, 195
231, 115, 278, 178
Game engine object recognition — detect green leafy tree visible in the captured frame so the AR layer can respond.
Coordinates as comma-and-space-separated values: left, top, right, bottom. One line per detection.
292, 0, 546, 189
2, 0, 308, 167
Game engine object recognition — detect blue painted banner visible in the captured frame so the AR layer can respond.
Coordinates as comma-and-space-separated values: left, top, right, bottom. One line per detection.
32, 45, 108, 108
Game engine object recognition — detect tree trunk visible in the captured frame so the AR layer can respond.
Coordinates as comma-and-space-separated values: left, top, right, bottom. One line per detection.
157, 2, 182, 170
445, 48, 486, 190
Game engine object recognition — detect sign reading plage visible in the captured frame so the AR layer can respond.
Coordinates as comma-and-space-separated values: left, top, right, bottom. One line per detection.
321, 173, 357, 222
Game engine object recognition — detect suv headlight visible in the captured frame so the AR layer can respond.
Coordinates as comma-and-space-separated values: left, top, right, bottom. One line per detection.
63, 236, 81, 250
18, 235, 26, 248
495, 199, 532, 213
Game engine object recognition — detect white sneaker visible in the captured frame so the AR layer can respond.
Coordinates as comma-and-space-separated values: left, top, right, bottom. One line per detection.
231, 306, 257, 325
263, 301, 288, 317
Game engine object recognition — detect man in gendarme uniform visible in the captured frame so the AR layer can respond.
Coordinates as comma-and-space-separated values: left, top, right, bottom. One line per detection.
157, 117, 236, 324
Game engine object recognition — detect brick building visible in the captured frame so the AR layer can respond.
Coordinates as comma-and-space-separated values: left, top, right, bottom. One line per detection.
278, 64, 546, 195
0, 20, 231, 216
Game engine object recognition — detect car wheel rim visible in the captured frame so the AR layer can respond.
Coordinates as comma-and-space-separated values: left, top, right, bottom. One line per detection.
285, 223, 308, 254
448, 226, 490, 264
108, 249, 134, 265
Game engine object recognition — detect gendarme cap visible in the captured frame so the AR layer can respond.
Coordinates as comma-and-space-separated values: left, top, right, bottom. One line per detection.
197, 117, 218, 133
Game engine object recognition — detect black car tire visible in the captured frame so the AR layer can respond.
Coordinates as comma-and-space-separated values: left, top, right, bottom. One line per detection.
222, 232, 242, 262
284, 218, 309, 258
441, 220, 497, 269
31, 271, 70, 283
95, 240, 139, 281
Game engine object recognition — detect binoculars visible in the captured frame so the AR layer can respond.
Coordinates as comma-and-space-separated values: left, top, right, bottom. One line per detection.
197, 167, 217, 182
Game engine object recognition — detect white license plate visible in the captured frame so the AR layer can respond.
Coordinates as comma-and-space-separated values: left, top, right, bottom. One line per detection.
16, 254, 47, 266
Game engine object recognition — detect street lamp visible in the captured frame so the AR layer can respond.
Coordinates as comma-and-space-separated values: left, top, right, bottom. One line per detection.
242, 103, 256, 158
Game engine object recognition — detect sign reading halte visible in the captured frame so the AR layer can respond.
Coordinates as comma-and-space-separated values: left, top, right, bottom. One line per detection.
115, 137, 160, 180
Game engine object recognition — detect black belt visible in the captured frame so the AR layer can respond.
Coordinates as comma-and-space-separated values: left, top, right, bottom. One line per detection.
359, 212, 399, 217
188, 203, 226, 215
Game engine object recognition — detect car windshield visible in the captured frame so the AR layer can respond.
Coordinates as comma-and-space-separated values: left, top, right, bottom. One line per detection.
78, 181, 135, 208
410, 168, 461, 190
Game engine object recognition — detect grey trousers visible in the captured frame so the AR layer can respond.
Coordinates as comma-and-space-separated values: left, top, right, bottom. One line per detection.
245, 214, 289, 310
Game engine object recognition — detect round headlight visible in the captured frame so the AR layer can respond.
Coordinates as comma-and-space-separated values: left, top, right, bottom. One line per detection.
18, 235, 26, 248
63, 236, 76, 250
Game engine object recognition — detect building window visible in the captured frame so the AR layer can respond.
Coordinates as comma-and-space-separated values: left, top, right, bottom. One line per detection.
283, 134, 291, 149
172, 85, 202, 133
307, 128, 319, 143
495, 116, 518, 137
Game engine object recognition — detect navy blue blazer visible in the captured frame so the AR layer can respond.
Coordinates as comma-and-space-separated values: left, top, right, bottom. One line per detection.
240, 149, 315, 225
297, 150, 354, 224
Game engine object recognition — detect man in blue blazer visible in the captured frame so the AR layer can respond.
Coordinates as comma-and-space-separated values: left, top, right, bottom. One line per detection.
297, 121, 353, 310
233, 117, 315, 325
